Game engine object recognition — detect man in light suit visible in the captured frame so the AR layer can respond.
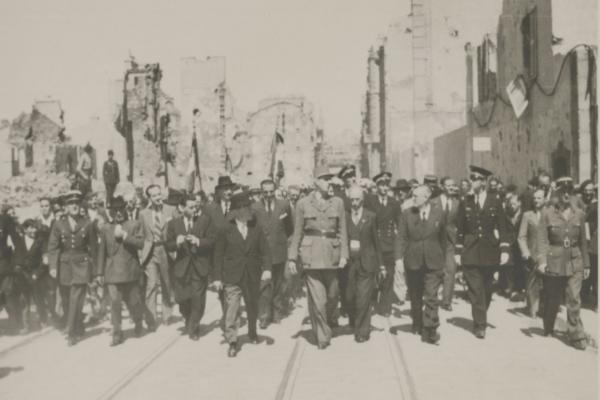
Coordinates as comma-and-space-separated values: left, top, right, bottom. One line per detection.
166, 194, 215, 340
518, 188, 545, 318
252, 179, 293, 328
139, 184, 175, 328
395, 185, 447, 344
96, 196, 145, 346
432, 177, 459, 311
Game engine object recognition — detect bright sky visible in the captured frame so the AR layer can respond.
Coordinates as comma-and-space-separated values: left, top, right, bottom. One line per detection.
0, 0, 410, 138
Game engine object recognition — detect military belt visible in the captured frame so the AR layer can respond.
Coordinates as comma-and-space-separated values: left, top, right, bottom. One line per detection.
549, 240, 577, 249
304, 229, 337, 239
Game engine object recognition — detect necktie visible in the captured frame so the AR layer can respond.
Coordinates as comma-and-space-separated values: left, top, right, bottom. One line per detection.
352, 212, 359, 225
267, 201, 272, 216
445, 198, 451, 213
153, 212, 162, 242
421, 210, 427, 222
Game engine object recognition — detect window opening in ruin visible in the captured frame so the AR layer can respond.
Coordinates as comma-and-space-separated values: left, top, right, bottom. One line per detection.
521, 7, 538, 80
477, 34, 497, 103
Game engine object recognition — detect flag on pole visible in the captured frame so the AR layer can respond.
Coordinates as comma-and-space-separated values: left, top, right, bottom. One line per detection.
186, 126, 202, 193
269, 129, 284, 181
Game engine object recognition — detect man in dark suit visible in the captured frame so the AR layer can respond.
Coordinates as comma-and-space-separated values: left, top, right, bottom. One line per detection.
252, 179, 293, 328
345, 186, 384, 342
395, 185, 447, 344
365, 172, 400, 316
96, 196, 145, 346
501, 193, 526, 301
337, 164, 357, 212
102, 150, 120, 207
213, 191, 272, 357
166, 194, 215, 340
455, 166, 510, 339
432, 177, 459, 311
34, 197, 59, 327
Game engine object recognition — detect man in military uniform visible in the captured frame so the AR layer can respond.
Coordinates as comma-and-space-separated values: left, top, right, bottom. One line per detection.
365, 172, 400, 316
537, 177, 589, 350
454, 166, 509, 339
47, 190, 98, 345
288, 165, 349, 349
337, 164, 357, 211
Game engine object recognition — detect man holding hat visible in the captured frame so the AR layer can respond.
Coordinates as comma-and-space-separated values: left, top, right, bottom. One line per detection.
454, 166, 510, 339
213, 190, 272, 357
365, 171, 400, 317
536, 176, 589, 350
96, 196, 145, 346
288, 164, 349, 349
47, 190, 98, 346
166, 193, 216, 341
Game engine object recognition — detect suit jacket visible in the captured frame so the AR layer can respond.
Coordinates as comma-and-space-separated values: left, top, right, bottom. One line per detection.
252, 199, 293, 265
395, 205, 447, 271
166, 213, 215, 279
0, 216, 18, 275
97, 219, 144, 283
102, 159, 120, 184
14, 235, 45, 276
139, 205, 175, 267
455, 191, 510, 267
213, 219, 271, 285
364, 194, 400, 254
506, 210, 524, 265
204, 202, 231, 234
518, 210, 541, 260
432, 194, 459, 249
346, 209, 382, 273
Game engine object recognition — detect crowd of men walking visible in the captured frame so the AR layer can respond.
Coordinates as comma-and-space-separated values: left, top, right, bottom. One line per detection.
0, 149, 597, 356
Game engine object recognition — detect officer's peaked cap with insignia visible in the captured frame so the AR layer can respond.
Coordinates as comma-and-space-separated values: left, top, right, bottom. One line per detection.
555, 176, 574, 193
338, 165, 356, 180
469, 165, 493, 178
423, 174, 438, 184
372, 172, 392, 184
63, 190, 82, 205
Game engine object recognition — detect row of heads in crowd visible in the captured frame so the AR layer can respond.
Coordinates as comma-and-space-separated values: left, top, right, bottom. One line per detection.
1, 164, 598, 223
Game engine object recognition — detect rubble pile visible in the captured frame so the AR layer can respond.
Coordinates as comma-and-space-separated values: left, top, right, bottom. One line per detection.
0, 166, 71, 207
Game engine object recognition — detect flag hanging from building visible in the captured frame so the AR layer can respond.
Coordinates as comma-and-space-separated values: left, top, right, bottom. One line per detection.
186, 131, 202, 193
269, 129, 284, 181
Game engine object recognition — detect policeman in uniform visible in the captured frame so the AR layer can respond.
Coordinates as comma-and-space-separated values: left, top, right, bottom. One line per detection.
455, 166, 510, 339
536, 177, 589, 350
365, 172, 400, 316
288, 164, 349, 349
47, 190, 98, 345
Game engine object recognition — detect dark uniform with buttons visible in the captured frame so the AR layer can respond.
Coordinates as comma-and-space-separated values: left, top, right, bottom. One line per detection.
48, 191, 97, 344
536, 177, 589, 349
455, 166, 509, 337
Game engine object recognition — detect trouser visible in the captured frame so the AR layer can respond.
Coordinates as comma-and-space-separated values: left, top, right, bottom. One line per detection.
107, 282, 143, 334
337, 263, 350, 317
32, 273, 57, 325
582, 253, 598, 306
441, 248, 457, 306
463, 266, 495, 330
144, 247, 173, 325
0, 274, 25, 332
178, 274, 208, 333
60, 284, 87, 338
304, 269, 339, 345
542, 272, 586, 341
525, 263, 544, 317
376, 252, 395, 315
259, 263, 288, 323
105, 182, 117, 206
406, 267, 444, 331
346, 260, 376, 338
223, 274, 259, 344
499, 260, 526, 294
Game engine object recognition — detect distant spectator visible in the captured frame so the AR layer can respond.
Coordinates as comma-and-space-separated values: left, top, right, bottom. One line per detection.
102, 150, 120, 207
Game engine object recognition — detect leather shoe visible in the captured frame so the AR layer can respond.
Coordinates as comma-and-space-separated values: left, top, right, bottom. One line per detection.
355, 335, 369, 343
228, 343, 238, 357
573, 339, 587, 351
146, 321, 158, 333
328, 320, 340, 329
543, 330, 554, 337
422, 330, 440, 344
317, 342, 329, 350
474, 329, 486, 339
441, 304, 453, 311
67, 336, 77, 347
134, 324, 144, 337
259, 321, 269, 330
412, 325, 422, 335
111, 333, 124, 347
189, 329, 201, 341
248, 334, 259, 344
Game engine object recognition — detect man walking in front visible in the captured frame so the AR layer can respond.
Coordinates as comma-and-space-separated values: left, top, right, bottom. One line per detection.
454, 166, 510, 339
288, 165, 348, 349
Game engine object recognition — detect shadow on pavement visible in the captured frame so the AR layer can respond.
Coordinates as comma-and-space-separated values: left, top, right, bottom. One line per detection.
0, 366, 24, 380
446, 317, 496, 333
507, 306, 532, 317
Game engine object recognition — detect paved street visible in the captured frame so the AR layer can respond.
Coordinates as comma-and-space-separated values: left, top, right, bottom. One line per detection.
0, 289, 597, 400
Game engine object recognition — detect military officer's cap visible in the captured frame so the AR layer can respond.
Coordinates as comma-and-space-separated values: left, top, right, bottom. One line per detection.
109, 196, 126, 209
338, 165, 356, 180
330, 177, 344, 187
230, 191, 252, 211
314, 164, 334, 181
469, 165, 493, 179
423, 174, 438, 185
63, 190, 82, 205
394, 179, 411, 192
372, 172, 392, 184
555, 176, 574, 193
249, 187, 261, 195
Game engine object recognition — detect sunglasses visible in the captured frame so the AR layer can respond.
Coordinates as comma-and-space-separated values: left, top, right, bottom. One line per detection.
470, 175, 484, 181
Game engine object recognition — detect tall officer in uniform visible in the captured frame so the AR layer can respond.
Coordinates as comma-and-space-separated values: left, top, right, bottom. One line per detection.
454, 166, 510, 339
536, 177, 589, 350
47, 190, 98, 345
365, 172, 400, 316
288, 165, 349, 349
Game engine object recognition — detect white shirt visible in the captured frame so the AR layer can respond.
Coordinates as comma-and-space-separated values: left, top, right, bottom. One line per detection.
24, 236, 34, 250
419, 203, 431, 221
183, 217, 193, 233
39, 214, 54, 228
476, 190, 487, 208
351, 207, 363, 226
379, 196, 388, 207
221, 201, 230, 215
236, 219, 248, 240
440, 194, 452, 212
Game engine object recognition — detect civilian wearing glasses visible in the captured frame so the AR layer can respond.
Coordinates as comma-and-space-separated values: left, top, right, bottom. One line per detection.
454, 166, 510, 339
